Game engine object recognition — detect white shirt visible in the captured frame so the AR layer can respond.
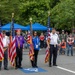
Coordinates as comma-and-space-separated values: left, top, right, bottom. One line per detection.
49, 33, 59, 45
2, 36, 9, 47
67, 37, 74, 43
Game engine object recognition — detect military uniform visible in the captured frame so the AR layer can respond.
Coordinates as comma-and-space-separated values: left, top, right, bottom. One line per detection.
48, 32, 59, 67
31, 32, 40, 68
0, 35, 9, 70
15, 29, 24, 69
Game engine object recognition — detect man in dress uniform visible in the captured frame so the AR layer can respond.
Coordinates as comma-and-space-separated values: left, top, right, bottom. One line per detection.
0, 31, 9, 70
15, 29, 24, 69
47, 28, 59, 67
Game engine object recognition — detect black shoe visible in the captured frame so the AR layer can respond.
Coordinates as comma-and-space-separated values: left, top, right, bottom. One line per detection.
35, 66, 38, 68
49, 65, 52, 67
19, 66, 23, 69
53, 64, 58, 66
4, 68, 9, 70
32, 66, 35, 68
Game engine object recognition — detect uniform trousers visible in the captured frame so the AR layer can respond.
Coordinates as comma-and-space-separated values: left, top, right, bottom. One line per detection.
31, 50, 39, 67
49, 45, 58, 65
15, 47, 23, 68
0, 49, 8, 69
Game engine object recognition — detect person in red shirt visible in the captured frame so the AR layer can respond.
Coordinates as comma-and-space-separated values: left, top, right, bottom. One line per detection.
39, 33, 45, 48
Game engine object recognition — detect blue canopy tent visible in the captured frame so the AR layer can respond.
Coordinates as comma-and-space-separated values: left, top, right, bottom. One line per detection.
26, 23, 51, 30
1, 23, 28, 30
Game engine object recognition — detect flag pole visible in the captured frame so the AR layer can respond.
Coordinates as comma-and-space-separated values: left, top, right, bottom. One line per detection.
45, 11, 51, 63
11, 13, 14, 36
29, 17, 34, 66
9, 13, 16, 67
47, 11, 50, 29
29, 17, 33, 37
46, 11, 50, 43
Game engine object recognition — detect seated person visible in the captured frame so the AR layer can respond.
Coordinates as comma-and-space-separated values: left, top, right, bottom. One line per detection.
60, 39, 66, 54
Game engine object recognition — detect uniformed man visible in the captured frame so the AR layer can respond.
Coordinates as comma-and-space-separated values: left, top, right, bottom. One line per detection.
32, 31, 40, 68
15, 29, 24, 69
0, 31, 9, 70
47, 28, 59, 67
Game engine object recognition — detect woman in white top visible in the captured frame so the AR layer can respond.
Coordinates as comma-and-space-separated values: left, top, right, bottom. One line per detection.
67, 34, 74, 56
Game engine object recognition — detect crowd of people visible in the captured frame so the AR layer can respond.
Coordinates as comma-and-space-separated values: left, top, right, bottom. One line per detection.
24, 30, 75, 56
0, 28, 75, 70
23, 29, 75, 67
58, 30, 75, 56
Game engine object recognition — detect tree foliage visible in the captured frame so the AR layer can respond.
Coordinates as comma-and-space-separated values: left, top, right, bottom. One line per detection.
0, 0, 75, 31
51, 0, 75, 30
0, 0, 50, 26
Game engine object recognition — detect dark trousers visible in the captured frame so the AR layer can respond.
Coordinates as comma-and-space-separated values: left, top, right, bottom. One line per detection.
0, 50, 8, 69
67, 45, 73, 56
40, 40, 44, 48
15, 47, 23, 68
49, 45, 58, 65
60, 48, 65, 54
31, 50, 39, 67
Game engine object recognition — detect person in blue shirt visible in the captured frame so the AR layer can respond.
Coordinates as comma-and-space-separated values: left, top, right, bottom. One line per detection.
32, 31, 40, 68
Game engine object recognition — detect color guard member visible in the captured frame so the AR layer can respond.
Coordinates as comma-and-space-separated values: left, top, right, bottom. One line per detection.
15, 29, 24, 69
47, 28, 59, 67
32, 31, 40, 68
0, 31, 9, 70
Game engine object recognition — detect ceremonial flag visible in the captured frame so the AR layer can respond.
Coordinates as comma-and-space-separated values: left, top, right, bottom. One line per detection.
45, 47, 49, 63
0, 21, 4, 61
27, 31, 34, 61
8, 15, 16, 67
27, 31, 32, 44
45, 15, 50, 63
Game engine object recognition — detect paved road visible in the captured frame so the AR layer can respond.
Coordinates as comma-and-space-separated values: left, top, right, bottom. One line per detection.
0, 49, 75, 75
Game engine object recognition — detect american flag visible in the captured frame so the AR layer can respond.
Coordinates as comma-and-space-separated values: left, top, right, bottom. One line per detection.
8, 17, 16, 67
45, 16, 50, 63
27, 31, 34, 61
0, 21, 4, 61
45, 47, 49, 63
27, 31, 32, 44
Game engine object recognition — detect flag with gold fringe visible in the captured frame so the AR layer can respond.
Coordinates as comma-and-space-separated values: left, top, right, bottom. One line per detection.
45, 47, 50, 63
45, 29, 50, 63
27, 31, 34, 61
45, 13, 50, 63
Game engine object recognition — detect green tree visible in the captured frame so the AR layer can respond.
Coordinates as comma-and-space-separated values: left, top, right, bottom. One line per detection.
19, 0, 50, 25
0, 0, 75, 31
51, 0, 75, 31
0, 0, 21, 25
0, 0, 50, 26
